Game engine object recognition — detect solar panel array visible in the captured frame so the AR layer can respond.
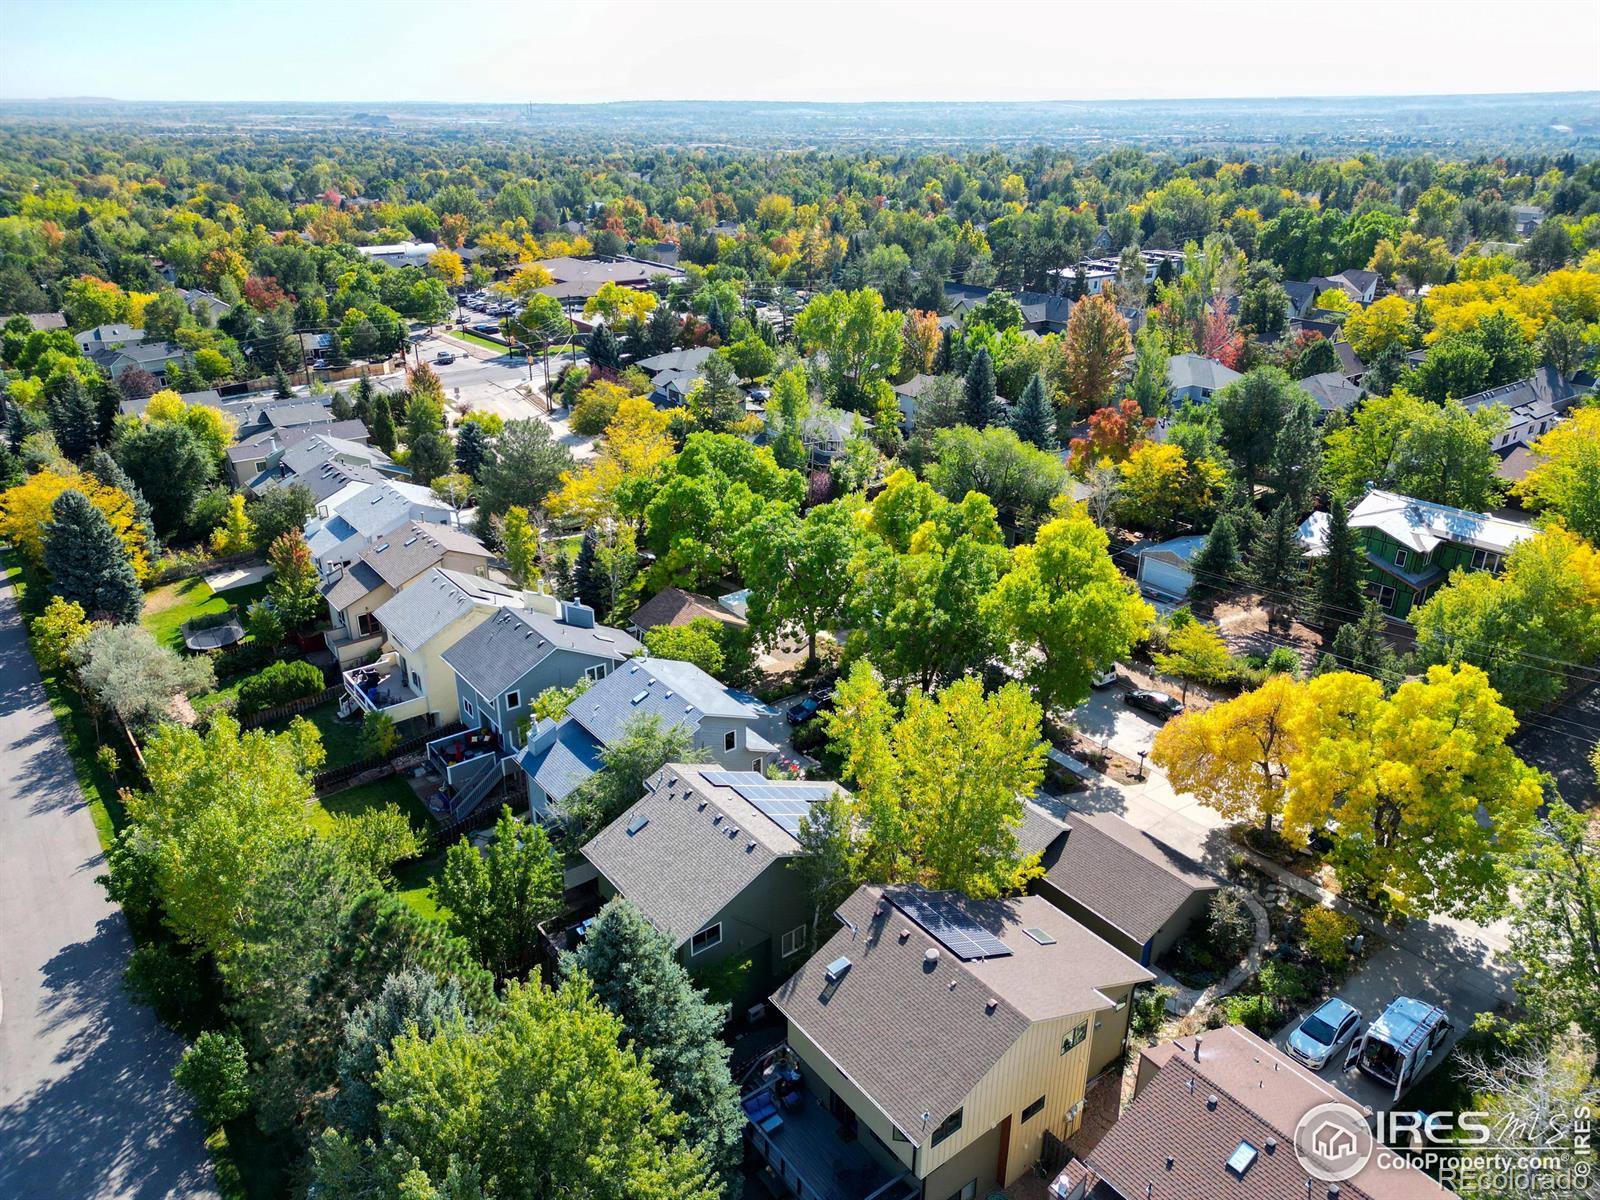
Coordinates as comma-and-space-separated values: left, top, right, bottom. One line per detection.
883, 887, 1013, 960
701, 771, 837, 836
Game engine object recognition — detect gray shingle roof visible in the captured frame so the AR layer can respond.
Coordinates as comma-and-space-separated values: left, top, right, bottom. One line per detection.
772, 885, 1151, 1143
1166, 353, 1241, 393
371, 567, 519, 651
1040, 810, 1217, 946
516, 719, 606, 805
321, 560, 385, 610
1298, 370, 1363, 415
567, 657, 768, 748
582, 763, 847, 943
443, 605, 641, 698
260, 458, 384, 503
322, 522, 493, 612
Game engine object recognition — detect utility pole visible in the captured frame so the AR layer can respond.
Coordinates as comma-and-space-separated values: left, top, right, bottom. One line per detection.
296, 331, 311, 390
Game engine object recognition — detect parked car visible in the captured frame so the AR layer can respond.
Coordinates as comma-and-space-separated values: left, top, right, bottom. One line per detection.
1287, 998, 1363, 1071
1091, 665, 1118, 688
472, 323, 499, 335
1353, 997, 1452, 1100
1123, 688, 1183, 718
786, 689, 834, 727
434, 351, 456, 364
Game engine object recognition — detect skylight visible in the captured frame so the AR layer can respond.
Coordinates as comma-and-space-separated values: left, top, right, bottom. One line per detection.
1226, 1141, 1258, 1177
1023, 927, 1057, 945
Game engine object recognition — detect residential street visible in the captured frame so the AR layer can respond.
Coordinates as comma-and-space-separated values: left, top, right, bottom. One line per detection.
0, 577, 216, 1200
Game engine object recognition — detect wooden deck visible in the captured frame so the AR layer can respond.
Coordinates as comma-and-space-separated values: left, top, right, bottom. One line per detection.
746, 1086, 915, 1200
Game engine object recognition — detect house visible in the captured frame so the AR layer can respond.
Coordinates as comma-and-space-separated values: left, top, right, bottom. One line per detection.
86, 338, 190, 381
1298, 371, 1364, 419
893, 373, 941, 428
514, 656, 782, 818
1166, 353, 1241, 404
341, 567, 523, 729
532, 255, 686, 307
241, 429, 392, 495
1135, 534, 1208, 600
1512, 205, 1546, 236
1299, 489, 1536, 619
1332, 339, 1367, 381
759, 885, 1153, 1200
305, 478, 458, 575
626, 586, 748, 638
178, 288, 232, 322
73, 323, 146, 351
1459, 366, 1578, 454
356, 240, 437, 268
23, 312, 66, 331
1072, 1025, 1450, 1199
635, 346, 716, 378
321, 521, 498, 665
1282, 280, 1321, 320
443, 603, 641, 749
1308, 268, 1380, 306
581, 763, 846, 1000
1047, 249, 1185, 298
1028, 807, 1220, 968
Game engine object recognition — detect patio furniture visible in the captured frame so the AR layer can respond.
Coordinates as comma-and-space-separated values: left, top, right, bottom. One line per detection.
742, 1091, 784, 1133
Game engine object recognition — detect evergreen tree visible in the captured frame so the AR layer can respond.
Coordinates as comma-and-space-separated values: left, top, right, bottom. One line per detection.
43, 488, 143, 623
47, 375, 99, 463
643, 301, 679, 356
368, 393, 397, 454
963, 346, 997, 428
1315, 496, 1366, 629
454, 420, 492, 478
274, 366, 294, 399
1269, 398, 1321, 513
90, 448, 159, 561
1319, 599, 1402, 683
1010, 372, 1056, 450
329, 389, 354, 421
350, 371, 376, 426
572, 526, 602, 609
1249, 499, 1309, 601
1187, 514, 1241, 601
564, 899, 744, 1199
932, 327, 954, 374
588, 324, 622, 373
1364, 342, 1405, 397
704, 295, 731, 341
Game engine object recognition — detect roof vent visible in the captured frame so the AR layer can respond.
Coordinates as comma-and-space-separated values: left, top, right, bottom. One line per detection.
948, 978, 957, 991
1165, 1156, 1174, 1171
697, 800, 707, 811
1264, 1138, 1277, 1153
1193, 1038, 1202, 1062
727, 827, 739, 837
985, 998, 998, 1013
1225, 1141, 1257, 1178
824, 956, 851, 983
747, 840, 756, 851
630, 690, 649, 704
625, 815, 648, 836
924, 946, 939, 965
712, 814, 722, 825
1206, 1093, 1218, 1110
899, 928, 911, 943
1187, 1078, 1196, 1094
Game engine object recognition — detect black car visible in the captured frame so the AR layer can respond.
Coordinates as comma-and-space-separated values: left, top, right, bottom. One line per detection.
787, 688, 834, 726
1123, 689, 1184, 718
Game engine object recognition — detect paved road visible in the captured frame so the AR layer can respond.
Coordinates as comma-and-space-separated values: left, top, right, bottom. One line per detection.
0, 578, 216, 1199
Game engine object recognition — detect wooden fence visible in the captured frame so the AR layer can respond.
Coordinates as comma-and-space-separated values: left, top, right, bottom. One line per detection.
312, 721, 465, 793
238, 684, 343, 730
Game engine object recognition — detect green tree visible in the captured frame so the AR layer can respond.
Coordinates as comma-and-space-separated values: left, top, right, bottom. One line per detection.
926, 424, 1066, 531
367, 392, 397, 454
1153, 619, 1233, 702
765, 365, 810, 471
1315, 496, 1367, 629
1324, 388, 1505, 511
643, 619, 725, 677
266, 529, 321, 629
737, 500, 864, 662
563, 715, 707, 843
1126, 328, 1170, 416
1212, 367, 1309, 490
794, 794, 863, 941
42, 488, 144, 623
962, 346, 998, 428
1009, 372, 1055, 450
1268, 395, 1321, 512
793, 287, 902, 412
310, 975, 716, 1200
47, 374, 100, 462
563, 899, 744, 1197
438, 806, 563, 979
1319, 599, 1403, 682
499, 504, 539, 588
72, 622, 215, 729
985, 511, 1154, 713
454, 418, 493, 479
474, 418, 575, 537
114, 418, 215, 537
1186, 514, 1242, 601
1248, 499, 1309, 602
174, 1031, 251, 1126
245, 482, 314, 552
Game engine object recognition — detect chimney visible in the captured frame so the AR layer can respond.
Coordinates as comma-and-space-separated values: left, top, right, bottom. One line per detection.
1193, 1038, 1202, 1063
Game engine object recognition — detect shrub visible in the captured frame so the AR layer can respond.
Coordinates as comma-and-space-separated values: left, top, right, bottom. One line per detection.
1222, 992, 1281, 1035
243, 599, 284, 648
174, 1031, 251, 1125
1131, 984, 1176, 1041
1206, 890, 1255, 964
359, 710, 399, 759
96, 744, 120, 778
29, 595, 94, 672
1301, 906, 1360, 967
1264, 646, 1302, 677
1258, 960, 1309, 1004
236, 658, 324, 716
123, 942, 212, 1032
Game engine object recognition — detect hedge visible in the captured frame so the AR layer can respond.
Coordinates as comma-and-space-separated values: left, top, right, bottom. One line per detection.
237, 659, 326, 717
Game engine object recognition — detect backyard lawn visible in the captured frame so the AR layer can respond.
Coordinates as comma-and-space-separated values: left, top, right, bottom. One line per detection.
313, 775, 448, 920
141, 575, 270, 649
265, 699, 365, 770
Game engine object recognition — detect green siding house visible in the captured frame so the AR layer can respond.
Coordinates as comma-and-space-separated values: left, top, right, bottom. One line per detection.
1299, 489, 1535, 620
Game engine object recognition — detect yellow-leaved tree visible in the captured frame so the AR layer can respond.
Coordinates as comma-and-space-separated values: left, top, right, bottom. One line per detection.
0, 466, 152, 580
547, 396, 674, 527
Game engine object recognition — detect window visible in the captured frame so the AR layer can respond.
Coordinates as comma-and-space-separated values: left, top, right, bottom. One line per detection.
690, 923, 722, 956
752, 757, 763, 774
1061, 1021, 1088, 1055
723, 730, 737, 752
1372, 583, 1397, 613
585, 662, 609, 682
1471, 548, 1503, 573
411, 672, 423, 690
1021, 1096, 1045, 1123
463, 699, 475, 718
504, 690, 520, 710
780, 925, 807, 958
944, 1181, 976, 1200
1393, 548, 1409, 569
930, 1108, 963, 1147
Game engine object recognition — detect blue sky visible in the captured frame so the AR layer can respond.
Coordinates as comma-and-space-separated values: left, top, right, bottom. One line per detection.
3, 0, 1597, 103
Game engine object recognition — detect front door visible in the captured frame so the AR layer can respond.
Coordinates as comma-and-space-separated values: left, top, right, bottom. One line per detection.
995, 1113, 1012, 1186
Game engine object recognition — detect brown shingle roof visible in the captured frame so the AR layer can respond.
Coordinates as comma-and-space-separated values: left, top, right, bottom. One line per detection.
1086, 1027, 1449, 1200
1040, 810, 1217, 947
772, 885, 1151, 1144
628, 586, 747, 631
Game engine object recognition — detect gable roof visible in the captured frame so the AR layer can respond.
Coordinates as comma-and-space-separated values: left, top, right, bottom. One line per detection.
582, 763, 847, 943
1457, 366, 1577, 419
260, 458, 385, 504
1085, 1026, 1448, 1200
772, 885, 1151, 1144
319, 479, 449, 544
1138, 534, 1207, 568
1166, 353, 1241, 393
443, 605, 641, 698
1298, 370, 1363, 415
1340, 489, 1535, 556
1332, 340, 1367, 378
1039, 809, 1218, 947
894, 373, 942, 399
635, 346, 715, 376
566, 656, 771, 748
371, 567, 520, 651
323, 521, 493, 611
320, 560, 386, 611
628, 586, 748, 632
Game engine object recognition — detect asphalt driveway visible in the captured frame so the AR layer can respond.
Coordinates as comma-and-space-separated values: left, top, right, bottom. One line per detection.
1069, 680, 1173, 766
0, 576, 216, 1199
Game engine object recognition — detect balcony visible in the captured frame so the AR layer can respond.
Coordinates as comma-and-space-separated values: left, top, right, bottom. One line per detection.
743, 1069, 917, 1200
342, 653, 425, 722
426, 727, 502, 779
324, 624, 383, 666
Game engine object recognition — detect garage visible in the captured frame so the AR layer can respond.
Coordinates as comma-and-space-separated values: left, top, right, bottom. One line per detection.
1135, 535, 1206, 600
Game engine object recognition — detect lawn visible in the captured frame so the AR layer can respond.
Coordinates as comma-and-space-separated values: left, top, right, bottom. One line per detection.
141, 575, 270, 650
452, 330, 512, 353
264, 699, 366, 771
313, 775, 449, 920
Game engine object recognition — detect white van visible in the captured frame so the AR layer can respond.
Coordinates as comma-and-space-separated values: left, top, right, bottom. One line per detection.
1346, 996, 1451, 1101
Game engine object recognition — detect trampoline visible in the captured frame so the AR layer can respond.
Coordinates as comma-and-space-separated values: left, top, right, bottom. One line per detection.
183, 617, 245, 651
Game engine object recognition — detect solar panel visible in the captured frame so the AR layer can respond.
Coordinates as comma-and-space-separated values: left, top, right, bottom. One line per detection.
884, 888, 1013, 960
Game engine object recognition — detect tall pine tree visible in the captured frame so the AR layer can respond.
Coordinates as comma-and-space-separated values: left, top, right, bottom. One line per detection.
89, 448, 159, 562
368, 393, 397, 454
963, 346, 998, 428
1269, 397, 1321, 513
1315, 496, 1366, 628
1010, 372, 1056, 450
1249, 499, 1309, 602
43, 488, 144, 623
563, 899, 744, 1199
572, 526, 602, 609
48, 375, 100, 463
1319, 598, 1402, 683
454, 420, 492, 478
1187, 514, 1241, 601
588, 324, 622, 372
